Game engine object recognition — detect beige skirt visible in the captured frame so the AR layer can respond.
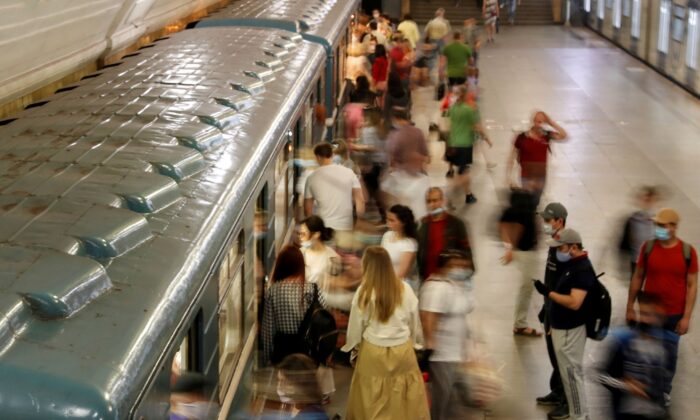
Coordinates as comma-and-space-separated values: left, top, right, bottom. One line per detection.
346, 340, 430, 420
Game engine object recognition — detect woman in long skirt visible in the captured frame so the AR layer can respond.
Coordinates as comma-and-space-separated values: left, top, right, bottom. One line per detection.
342, 246, 429, 419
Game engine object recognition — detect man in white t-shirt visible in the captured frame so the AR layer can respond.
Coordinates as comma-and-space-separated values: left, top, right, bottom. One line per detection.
420, 249, 475, 420
381, 168, 430, 220
305, 143, 365, 245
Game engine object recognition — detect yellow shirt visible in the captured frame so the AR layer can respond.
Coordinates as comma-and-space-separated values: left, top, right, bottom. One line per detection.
425, 17, 451, 41
397, 20, 420, 48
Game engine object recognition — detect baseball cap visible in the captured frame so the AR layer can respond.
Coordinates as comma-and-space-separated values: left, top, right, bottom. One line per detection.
540, 202, 568, 221
652, 208, 680, 225
547, 228, 582, 247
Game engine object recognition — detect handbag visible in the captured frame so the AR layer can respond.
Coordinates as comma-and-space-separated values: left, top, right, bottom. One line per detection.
435, 82, 447, 101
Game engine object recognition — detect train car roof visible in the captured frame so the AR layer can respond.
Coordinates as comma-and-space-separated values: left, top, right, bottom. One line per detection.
0, 26, 324, 419
199, 0, 360, 50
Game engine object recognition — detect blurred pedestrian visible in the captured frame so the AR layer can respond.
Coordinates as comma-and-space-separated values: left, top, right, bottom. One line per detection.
397, 14, 420, 48
385, 106, 429, 171
440, 32, 472, 87
500, 189, 542, 337
618, 186, 660, 279
261, 246, 326, 366
417, 187, 471, 281
506, 111, 567, 202
446, 85, 491, 204
300, 216, 341, 290
482, 0, 500, 42
304, 143, 365, 249
383, 71, 411, 131
381, 204, 419, 290
425, 8, 452, 50
595, 292, 670, 420
420, 249, 475, 420
342, 246, 429, 420
626, 208, 698, 407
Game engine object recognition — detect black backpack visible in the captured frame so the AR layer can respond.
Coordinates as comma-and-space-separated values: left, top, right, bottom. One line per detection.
298, 284, 339, 364
582, 272, 611, 341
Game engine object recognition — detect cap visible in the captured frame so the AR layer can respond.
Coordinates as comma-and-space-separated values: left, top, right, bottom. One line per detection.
652, 208, 680, 225
541, 202, 568, 220
547, 228, 582, 247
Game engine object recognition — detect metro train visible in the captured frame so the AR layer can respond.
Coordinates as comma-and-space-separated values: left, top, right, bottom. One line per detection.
194, 0, 359, 140
585, 0, 700, 95
0, 1, 358, 418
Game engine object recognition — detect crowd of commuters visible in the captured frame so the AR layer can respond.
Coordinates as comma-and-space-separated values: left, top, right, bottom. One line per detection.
249, 6, 698, 420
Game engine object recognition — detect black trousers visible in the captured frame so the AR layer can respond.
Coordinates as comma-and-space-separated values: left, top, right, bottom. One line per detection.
545, 310, 566, 403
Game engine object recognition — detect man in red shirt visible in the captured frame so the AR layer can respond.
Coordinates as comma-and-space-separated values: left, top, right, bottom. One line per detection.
626, 207, 698, 405
389, 37, 412, 90
506, 111, 567, 202
417, 187, 471, 280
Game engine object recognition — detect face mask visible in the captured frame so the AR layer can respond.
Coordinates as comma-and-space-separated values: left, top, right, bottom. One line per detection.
332, 155, 343, 164
654, 226, 670, 241
543, 223, 554, 235
301, 240, 313, 249
556, 250, 571, 263
429, 207, 444, 217
447, 268, 473, 282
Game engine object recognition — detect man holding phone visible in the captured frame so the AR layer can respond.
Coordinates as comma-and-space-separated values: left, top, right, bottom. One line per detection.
533, 229, 596, 420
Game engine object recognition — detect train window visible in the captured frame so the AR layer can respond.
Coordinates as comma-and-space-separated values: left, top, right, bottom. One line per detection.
631, 0, 642, 38
658, 1, 672, 54
671, 6, 686, 42
274, 138, 291, 248
688, 9, 700, 69
597, 0, 605, 19
218, 255, 244, 402
613, 0, 622, 28
606, 0, 613, 9
585, 0, 591, 13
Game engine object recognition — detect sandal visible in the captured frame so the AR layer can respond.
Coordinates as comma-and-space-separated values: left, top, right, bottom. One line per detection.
513, 327, 542, 337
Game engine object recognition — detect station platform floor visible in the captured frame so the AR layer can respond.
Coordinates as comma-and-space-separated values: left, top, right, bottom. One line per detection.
325, 25, 700, 419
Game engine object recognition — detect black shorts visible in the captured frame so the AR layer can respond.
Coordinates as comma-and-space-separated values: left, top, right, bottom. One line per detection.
447, 146, 473, 173
448, 77, 466, 87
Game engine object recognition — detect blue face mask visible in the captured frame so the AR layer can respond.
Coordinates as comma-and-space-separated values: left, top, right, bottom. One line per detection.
429, 207, 445, 217
332, 155, 343, 165
447, 268, 473, 282
654, 226, 670, 241
556, 250, 571, 263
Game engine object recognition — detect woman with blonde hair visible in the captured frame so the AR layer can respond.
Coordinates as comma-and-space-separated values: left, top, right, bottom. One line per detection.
342, 246, 428, 419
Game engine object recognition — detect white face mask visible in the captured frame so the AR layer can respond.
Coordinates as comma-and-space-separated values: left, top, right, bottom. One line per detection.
301, 240, 313, 249
429, 207, 445, 217
543, 223, 554, 235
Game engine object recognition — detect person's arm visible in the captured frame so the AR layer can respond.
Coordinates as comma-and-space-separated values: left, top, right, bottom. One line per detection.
352, 187, 365, 217
304, 198, 314, 217
499, 221, 523, 264
548, 288, 588, 310
626, 255, 645, 322
420, 310, 440, 350
474, 121, 491, 146
544, 113, 568, 140
505, 144, 518, 188
341, 293, 364, 352
678, 272, 697, 335
395, 251, 416, 279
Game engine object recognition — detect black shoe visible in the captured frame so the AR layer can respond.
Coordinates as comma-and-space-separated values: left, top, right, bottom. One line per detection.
547, 404, 569, 420
465, 194, 477, 204
446, 168, 454, 178
536, 392, 562, 406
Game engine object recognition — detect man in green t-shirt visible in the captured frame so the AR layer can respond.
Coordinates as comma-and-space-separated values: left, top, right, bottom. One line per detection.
440, 32, 472, 86
447, 85, 491, 204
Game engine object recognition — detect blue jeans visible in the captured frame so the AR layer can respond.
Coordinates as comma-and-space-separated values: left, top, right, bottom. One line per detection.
662, 314, 682, 394
508, 0, 518, 21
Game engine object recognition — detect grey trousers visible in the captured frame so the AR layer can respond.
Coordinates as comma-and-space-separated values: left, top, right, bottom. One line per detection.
429, 361, 461, 420
552, 325, 588, 420
513, 250, 539, 329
